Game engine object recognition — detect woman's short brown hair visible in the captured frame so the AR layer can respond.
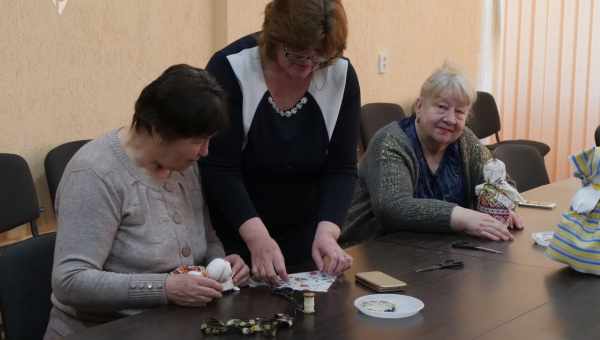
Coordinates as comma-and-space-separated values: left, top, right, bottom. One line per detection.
259, 0, 348, 66
132, 64, 229, 142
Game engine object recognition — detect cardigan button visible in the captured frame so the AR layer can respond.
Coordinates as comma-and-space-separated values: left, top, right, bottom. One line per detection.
181, 246, 192, 257
163, 182, 174, 192
172, 211, 183, 224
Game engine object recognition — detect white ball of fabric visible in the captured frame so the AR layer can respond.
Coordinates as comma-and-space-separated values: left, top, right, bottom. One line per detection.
483, 158, 507, 183
206, 258, 232, 282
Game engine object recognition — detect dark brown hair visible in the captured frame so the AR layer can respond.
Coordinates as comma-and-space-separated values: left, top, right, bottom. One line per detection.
259, 0, 348, 66
132, 64, 228, 142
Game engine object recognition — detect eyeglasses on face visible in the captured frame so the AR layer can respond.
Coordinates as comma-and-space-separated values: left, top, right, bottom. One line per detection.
282, 47, 328, 66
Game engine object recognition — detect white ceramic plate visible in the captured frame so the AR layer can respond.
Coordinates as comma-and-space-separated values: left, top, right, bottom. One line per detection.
354, 294, 424, 319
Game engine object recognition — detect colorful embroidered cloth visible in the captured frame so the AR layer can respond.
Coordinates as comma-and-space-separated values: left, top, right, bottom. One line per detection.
546, 147, 600, 275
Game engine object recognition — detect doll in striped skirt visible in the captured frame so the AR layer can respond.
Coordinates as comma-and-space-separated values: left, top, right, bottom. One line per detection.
546, 147, 600, 274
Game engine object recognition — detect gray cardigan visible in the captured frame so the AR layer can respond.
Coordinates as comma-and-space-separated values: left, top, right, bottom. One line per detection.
342, 122, 491, 245
49, 130, 225, 325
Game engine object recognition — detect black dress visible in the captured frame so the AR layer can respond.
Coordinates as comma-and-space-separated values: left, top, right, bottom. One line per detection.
201, 34, 360, 265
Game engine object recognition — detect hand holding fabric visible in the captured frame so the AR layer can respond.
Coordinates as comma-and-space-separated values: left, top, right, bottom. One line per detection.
224, 254, 250, 286
312, 221, 353, 275
165, 274, 222, 307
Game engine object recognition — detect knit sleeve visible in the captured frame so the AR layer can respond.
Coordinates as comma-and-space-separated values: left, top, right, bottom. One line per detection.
363, 127, 457, 232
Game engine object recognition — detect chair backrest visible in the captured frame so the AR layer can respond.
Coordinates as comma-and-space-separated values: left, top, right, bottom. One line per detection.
45, 140, 90, 208
468, 91, 502, 141
0, 154, 40, 234
493, 143, 550, 192
360, 102, 405, 149
0, 232, 56, 340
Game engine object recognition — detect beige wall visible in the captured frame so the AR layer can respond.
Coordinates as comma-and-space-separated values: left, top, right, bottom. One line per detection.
1, 0, 215, 227
215, 0, 269, 47
1, 0, 483, 234
345, 0, 482, 109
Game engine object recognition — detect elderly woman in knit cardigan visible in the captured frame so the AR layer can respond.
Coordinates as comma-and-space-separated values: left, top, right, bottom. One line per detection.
44, 65, 250, 340
343, 65, 524, 243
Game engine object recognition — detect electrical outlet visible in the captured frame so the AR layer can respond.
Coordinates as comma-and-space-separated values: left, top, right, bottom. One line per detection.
378, 52, 388, 74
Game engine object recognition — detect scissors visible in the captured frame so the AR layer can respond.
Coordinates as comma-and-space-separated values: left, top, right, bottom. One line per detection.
415, 259, 464, 272
451, 241, 503, 254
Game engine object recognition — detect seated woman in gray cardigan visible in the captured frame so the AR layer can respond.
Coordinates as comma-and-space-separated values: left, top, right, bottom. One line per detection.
344, 65, 524, 244
44, 65, 250, 340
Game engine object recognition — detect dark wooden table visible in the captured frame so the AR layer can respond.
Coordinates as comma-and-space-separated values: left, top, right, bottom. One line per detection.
67, 178, 598, 340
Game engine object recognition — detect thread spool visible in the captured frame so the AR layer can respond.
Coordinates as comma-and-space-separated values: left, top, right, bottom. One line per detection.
303, 292, 315, 314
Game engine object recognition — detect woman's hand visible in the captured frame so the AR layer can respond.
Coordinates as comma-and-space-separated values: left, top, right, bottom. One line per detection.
508, 210, 525, 230
312, 221, 353, 275
450, 206, 514, 241
165, 274, 222, 307
246, 234, 287, 285
224, 254, 250, 286
239, 218, 288, 285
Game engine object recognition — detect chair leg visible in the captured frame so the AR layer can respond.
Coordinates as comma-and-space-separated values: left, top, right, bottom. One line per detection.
495, 132, 501, 143
30, 220, 40, 237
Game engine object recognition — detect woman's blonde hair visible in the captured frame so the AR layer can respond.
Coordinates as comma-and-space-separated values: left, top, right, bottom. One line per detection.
259, 0, 348, 67
419, 63, 476, 108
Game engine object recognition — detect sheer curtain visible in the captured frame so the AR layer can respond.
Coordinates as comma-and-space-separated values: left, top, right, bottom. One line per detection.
491, 0, 600, 181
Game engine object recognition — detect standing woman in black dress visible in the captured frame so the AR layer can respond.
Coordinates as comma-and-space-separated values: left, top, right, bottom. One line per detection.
201, 0, 360, 284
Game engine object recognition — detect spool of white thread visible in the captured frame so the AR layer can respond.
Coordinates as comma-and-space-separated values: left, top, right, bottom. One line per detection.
303, 292, 315, 314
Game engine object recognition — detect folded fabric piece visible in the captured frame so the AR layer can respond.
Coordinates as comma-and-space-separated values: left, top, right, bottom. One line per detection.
248, 271, 337, 292
546, 147, 600, 275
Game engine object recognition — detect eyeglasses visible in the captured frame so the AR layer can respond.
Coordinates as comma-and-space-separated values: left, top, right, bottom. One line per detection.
283, 47, 328, 67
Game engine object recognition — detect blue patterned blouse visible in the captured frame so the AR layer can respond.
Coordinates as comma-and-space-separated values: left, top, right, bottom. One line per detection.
399, 116, 466, 206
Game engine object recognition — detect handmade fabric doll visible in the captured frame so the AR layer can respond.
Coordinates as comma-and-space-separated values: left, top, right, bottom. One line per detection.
475, 158, 524, 225
546, 147, 600, 275
173, 258, 236, 290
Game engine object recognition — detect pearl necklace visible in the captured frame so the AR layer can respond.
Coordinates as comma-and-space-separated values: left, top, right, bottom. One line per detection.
268, 96, 308, 118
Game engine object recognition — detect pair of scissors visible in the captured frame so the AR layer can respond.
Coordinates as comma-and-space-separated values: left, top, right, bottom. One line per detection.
415, 259, 464, 272
451, 241, 503, 254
